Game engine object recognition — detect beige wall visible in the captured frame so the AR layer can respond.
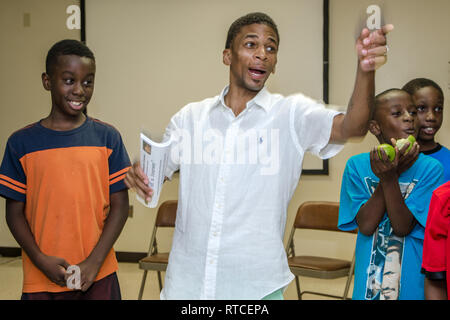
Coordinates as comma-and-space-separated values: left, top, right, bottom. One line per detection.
0, 0, 80, 247
84, 0, 326, 254
1, 0, 449, 264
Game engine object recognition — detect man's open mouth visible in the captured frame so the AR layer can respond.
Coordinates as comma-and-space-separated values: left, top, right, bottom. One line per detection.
248, 68, 267, 79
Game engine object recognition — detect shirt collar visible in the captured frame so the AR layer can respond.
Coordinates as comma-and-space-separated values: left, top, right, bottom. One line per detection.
214, 85, 272, 113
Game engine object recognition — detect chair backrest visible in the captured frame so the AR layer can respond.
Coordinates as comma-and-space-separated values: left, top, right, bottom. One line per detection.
294, 201, 357, 234
146, 200, 178, 256
155, 200, 177, 227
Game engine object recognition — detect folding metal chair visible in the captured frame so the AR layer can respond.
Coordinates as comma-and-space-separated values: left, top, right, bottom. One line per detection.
286, 201, 357, 300
137, 200, 177, 300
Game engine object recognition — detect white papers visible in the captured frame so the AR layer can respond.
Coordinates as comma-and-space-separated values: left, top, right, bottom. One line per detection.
137, 132, 171, 208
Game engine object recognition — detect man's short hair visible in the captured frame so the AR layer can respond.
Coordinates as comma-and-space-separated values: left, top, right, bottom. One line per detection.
225, 12, 279, 49
402, 78, 444, 99
46, 39, 95, 76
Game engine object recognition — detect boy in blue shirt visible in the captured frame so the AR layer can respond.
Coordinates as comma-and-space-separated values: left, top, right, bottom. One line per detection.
402, 78, 449, 182
338, 89, 444, 300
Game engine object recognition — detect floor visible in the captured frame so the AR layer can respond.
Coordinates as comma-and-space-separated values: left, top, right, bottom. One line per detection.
0, 256, 353, 300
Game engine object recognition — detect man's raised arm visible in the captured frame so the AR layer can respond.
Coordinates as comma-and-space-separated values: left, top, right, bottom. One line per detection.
330, 24, 394, 143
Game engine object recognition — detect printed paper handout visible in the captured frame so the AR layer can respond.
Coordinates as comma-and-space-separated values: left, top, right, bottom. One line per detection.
137, 132, 171, 208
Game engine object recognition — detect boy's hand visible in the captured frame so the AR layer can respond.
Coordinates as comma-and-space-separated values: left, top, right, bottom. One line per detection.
356, 24, 394, 72
124, 161, 154, 202
36, 254, 70, 287
71, 258, 102, 292
391, 138, 420, 175
370, 146, 399, 181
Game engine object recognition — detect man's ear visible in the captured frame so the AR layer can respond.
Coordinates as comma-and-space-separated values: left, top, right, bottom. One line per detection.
42, 72, 51, 91
368, 120, 381, 136
223, 48, 231, 66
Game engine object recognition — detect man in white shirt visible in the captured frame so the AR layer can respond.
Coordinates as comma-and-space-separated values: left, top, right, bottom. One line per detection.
125, 12, 393, 299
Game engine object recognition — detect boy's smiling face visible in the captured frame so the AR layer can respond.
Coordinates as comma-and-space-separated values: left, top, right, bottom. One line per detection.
411, 86, 444, 143
223, 23, 278, 93
42, 54, 95, 118
370, 91, 418, 145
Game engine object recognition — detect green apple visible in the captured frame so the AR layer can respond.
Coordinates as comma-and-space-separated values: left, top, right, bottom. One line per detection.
396, 135, 416, 154
377, 144, 396, 162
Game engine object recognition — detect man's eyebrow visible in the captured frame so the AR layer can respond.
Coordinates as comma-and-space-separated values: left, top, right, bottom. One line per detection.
243, 34, 259, 40
243, 34, 278, 45
267, 36, 278, 45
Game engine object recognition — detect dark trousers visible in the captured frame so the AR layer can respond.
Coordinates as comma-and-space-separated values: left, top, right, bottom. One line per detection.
21, 272, 121, 300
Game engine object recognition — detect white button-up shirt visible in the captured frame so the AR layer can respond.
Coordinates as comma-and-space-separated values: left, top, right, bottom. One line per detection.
160, 86, 344, 299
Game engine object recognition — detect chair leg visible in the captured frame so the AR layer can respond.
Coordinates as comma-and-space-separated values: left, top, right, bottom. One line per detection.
295, 276, 302, 300
138, 270, 148, 300
343, 254, 356, 300
157, 271, 163, 292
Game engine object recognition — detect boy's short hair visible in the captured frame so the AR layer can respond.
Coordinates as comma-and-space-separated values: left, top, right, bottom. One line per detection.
46, 39, 95, 76
225, 12, 279, 49
402, 78, 444, 99
373, 88, 407, 119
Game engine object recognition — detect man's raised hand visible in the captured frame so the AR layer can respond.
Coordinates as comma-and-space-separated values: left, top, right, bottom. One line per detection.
357, 24, 394, 72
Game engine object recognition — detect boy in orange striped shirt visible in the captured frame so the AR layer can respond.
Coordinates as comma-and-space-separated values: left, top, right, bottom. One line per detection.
0, 40, 131, 299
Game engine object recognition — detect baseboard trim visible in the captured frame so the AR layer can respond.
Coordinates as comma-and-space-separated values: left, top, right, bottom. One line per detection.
0, 247, 147, 263
0, 246, 21, 257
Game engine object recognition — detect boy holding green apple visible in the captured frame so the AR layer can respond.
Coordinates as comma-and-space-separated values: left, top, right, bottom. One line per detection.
338, 88, 444, 300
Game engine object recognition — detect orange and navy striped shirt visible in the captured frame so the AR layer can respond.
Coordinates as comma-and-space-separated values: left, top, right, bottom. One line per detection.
0, 117, 131, 293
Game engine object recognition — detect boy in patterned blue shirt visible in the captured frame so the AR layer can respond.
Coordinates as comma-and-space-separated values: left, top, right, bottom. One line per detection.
338, 89, 444, 300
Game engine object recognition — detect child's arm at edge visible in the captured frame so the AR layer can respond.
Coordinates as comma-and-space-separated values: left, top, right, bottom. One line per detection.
425, 278, 447, 300
5, 198, 69, 286
77, 189, 129, 292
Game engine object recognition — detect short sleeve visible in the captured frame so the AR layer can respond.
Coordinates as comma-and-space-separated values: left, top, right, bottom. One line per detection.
422, 189, 450, 275
0, 140, 27, 202
289, 94, 344, 159
108, 131, 131, 194
338, 157, 369, 231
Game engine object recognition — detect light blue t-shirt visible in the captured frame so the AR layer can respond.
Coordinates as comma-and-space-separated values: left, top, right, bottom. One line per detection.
338, 153, 444, 300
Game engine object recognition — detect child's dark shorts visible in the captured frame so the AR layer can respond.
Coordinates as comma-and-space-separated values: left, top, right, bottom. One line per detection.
20, 272, 121, 300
